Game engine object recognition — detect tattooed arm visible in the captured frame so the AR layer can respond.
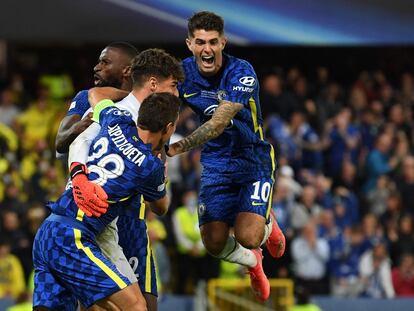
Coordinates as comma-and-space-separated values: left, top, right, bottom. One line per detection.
167, 100, 243, 156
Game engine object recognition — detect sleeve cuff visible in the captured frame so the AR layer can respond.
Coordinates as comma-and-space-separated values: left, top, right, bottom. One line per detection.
92, 99, 115, 123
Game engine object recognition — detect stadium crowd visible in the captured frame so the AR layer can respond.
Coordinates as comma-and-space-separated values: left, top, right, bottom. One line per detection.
1, 54, 414, 306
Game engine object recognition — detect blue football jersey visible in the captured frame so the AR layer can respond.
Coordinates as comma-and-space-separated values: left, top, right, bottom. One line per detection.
49, 100, 166, 234
179, 54, 275, 174
66, 90, 91, 117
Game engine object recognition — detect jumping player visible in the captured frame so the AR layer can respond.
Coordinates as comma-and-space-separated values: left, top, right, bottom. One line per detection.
33, 92, 181, 310
166, 11, 286, 300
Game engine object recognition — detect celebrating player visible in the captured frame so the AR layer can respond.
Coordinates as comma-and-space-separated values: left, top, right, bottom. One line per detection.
64, 48, 184, 311
166, 11, 286, 301
56, 42, 138, 154
33, 92, 181, 310
55, 47, 183, 310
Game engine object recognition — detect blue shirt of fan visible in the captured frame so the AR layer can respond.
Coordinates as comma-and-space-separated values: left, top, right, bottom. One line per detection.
178, 53, 274, 174
66, 90, 91, 117
48, 103, 166, 234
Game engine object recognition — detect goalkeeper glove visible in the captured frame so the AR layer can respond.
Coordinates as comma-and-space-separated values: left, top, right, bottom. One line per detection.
70, 162, 109, 217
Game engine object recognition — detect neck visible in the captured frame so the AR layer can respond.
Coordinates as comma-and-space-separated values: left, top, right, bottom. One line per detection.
131, 88, 152, 104
137, 128, 163, 153
120, 79, 133, 92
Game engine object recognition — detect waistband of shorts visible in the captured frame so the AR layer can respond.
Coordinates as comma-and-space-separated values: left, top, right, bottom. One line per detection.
46, 214, 96, 237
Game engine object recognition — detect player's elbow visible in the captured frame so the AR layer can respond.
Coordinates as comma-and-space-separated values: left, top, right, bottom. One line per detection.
55, 137, 68, 154
150, 197, 170, 216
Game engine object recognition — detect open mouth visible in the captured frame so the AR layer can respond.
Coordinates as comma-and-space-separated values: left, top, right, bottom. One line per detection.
201, 55, 214, 67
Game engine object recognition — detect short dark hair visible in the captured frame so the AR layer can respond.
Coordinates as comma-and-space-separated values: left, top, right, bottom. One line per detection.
138, 93, 181, 133
188, 11, 224, 37
107, 41, 139, 60
131, 49, 184, 87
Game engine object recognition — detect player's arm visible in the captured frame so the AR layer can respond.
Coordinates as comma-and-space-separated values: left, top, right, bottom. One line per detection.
68, 99, 120, 217
88, 87, 128, 109
56, 114, 94, 153
55, 90, 93, 154
167, 100, 243, 156
148, 195, 170, 216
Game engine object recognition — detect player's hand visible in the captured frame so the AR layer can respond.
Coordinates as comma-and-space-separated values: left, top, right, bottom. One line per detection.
70, 162, 109, 217
165, 143, 179, 157
72, 112, 93, 134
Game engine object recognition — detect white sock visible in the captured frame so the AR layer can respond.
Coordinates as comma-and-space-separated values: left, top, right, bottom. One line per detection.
260, 216, 273, 246
216, 236, 257, 268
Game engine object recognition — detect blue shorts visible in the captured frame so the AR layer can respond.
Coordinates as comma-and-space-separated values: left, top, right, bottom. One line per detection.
117, 215, 158, 296
33, 214, 131, 309
198, 171, 274, 226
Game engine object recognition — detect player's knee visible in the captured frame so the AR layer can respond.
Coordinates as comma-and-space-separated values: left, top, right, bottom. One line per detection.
201, 229, 228, 256
235, 230, 262, 250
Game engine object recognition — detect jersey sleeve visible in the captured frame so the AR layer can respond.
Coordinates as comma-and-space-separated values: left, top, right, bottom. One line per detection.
140, 164, 166, 202
66, 90, 91, 117
224, 65, 258, 106
93, 99, 134, 128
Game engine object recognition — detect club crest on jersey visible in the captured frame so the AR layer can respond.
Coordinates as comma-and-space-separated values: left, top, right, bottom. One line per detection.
217, 90, 227, 101
198, 203, 206, 216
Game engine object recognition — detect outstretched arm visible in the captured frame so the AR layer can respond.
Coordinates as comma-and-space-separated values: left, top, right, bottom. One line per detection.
167, 100, 243, 156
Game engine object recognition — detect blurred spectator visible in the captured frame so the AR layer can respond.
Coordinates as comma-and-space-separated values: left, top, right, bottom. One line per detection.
0, 238, 26, 300
0, 88, 20, 127
290, 185, 323, 230
335, 160, 358, 194
361, 213, 384, 247
389, 104, 413, 142
398, 72, 414, 108
359, 242, 395, 298
359, 107, 382, 156
260, 73, 296, 120
289, 111, 324, 171
395, 156, 414, 213
330, 225, 370, 297
315, 82, 342, 131
349, 86, 368, 121
332, 186, 359, 230
172, 191, 206, 294
291, 221, 330, 295
392, 254, 414, 297
15, 93, 56, 151
363, 133, 398, 193
1, 210, 31, 278
380, 191, 403, 240
389, 214, 414, 267
367, 175, 393, 217
147, 211, 170, 293
326, 108, 360, 177
272, 177, 295, 236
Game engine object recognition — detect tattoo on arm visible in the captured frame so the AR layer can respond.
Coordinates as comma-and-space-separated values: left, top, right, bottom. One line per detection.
172, 100, 243, 154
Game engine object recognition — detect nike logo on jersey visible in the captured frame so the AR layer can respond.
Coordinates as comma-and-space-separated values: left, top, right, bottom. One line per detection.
183, 92, 198, 98
252, 201, 265, 206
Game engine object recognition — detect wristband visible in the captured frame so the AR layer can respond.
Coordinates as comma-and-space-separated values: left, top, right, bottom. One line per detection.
70, 163, 87, 180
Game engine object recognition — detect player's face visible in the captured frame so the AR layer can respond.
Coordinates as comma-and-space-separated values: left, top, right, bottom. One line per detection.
93, 47, 130, 88
154, 76, 179, 97
186, 30, 227, 77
